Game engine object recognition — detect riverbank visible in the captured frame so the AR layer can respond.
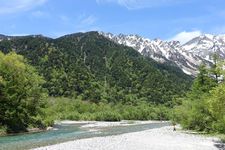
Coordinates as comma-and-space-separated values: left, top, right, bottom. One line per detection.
56, 120, 167, 127
0, 126, 54, 137
0, 120, 170, 150
33, 125, 223, 150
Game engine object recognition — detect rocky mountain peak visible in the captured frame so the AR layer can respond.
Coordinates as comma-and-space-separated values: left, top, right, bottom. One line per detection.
100, 32, 225, 76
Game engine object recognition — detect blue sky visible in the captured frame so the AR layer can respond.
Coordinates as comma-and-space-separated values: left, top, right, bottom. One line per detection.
0, 0, 225, 43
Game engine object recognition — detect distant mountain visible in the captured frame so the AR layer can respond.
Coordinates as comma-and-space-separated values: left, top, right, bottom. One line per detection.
0, 34, 8, 41
0, 31, 192, 104
183, 34, 225, 61
100, 32, 225, 76
0, 34, 47, 41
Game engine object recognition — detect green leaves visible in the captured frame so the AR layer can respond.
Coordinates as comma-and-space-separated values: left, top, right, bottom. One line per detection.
0, 32, 192, 105
191, 64, 217, 95
0, 52, 48, 133
174, 58, 225, 133
204, 84, 225, 132
0, 32, 193, 133
45, 97, 171, 121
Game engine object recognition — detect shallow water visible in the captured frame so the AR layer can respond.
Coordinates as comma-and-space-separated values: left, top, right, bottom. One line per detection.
0, 122, 170, 150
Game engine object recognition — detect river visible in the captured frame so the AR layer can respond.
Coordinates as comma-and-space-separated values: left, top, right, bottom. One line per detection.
0, 121, 170, 150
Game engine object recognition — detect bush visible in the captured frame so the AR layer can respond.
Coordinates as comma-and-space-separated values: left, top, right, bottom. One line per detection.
212, 117, 225, 133
79, 113, 95, 121
65, 112, 81, 120
95, 111, 122, 121
0, 52, 48, 133
0, 126, 7, 136
174, 98, 213, 132
45, 97, 171, 122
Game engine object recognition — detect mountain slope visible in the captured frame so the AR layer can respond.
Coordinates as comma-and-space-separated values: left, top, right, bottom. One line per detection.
0, 31, 192, 104
100, 32, 225, 76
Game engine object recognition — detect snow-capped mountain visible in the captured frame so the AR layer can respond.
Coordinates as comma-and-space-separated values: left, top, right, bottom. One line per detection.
0, 34, 46, 42
183, 34, 225, 61
0, 34, 8, 41
100, 32, 225, 76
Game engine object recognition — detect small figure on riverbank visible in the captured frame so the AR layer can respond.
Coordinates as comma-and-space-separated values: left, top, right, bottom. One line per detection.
173, 125, 176, 131
172, 122, 176, 131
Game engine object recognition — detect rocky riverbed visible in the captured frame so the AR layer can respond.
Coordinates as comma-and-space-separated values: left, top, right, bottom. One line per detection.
33, 125, 223, 150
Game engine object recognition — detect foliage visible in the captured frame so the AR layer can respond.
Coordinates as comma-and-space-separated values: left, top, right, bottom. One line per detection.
174, 57, 225, 133
207, 84, 225, 133
0, 125, 7, 136
45, 97, 171, 121
0, 32, 194, 134
0, 32, 192, 105
0, 52, 49, 133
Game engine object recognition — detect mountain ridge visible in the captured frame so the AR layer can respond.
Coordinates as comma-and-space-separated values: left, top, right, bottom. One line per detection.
0, 31, 192, 104
100, 32, 225, 76
1, 31, 224, 76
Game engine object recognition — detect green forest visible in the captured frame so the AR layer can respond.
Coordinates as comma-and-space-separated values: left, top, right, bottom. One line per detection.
174, 55, 225, 134
1, 32, 224, 136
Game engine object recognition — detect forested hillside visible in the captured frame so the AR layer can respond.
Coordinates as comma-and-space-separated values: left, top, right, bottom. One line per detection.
0, 32, 194, 134
0, 32, 192, 105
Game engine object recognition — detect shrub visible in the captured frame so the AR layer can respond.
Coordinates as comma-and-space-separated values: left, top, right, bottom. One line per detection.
0, 126, 7, 136
95, 111, 122, 121
212, 117, 225, 133
64, 112, 80, 120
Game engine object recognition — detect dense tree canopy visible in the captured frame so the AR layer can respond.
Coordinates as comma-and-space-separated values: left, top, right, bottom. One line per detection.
0, 32, 192, 105
174, 57, 225, 133
0, 52, 47, 132
0, 32, 194, 134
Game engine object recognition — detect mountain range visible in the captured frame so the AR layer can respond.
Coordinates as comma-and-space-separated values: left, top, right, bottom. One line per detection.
100, 32, 225, 76
0, 31, 191, 104
1, 32, 224, 76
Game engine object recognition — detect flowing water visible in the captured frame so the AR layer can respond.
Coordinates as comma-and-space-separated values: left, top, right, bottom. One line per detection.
0, 121, 170, 150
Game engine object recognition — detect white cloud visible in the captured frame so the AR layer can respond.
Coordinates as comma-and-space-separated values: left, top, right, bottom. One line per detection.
0, 0, 47, 15
169, 31, 202, 44
52, 14, 99, 38
80, 15, 97, 25
96, 0, 189, 9
76, 15, 98, 32
59, 15, 70, 22
31, 10, 47, 17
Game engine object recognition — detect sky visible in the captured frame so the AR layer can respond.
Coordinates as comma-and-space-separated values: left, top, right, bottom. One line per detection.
0, 0, 225, 44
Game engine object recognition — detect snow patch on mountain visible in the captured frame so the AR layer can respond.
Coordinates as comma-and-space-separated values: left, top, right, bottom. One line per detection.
100, 32, 225, 76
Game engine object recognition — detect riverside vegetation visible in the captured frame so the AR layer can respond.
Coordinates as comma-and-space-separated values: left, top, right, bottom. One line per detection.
1, 31, 222, 136
174, 55, 225, 135
1, 32, 187, 134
